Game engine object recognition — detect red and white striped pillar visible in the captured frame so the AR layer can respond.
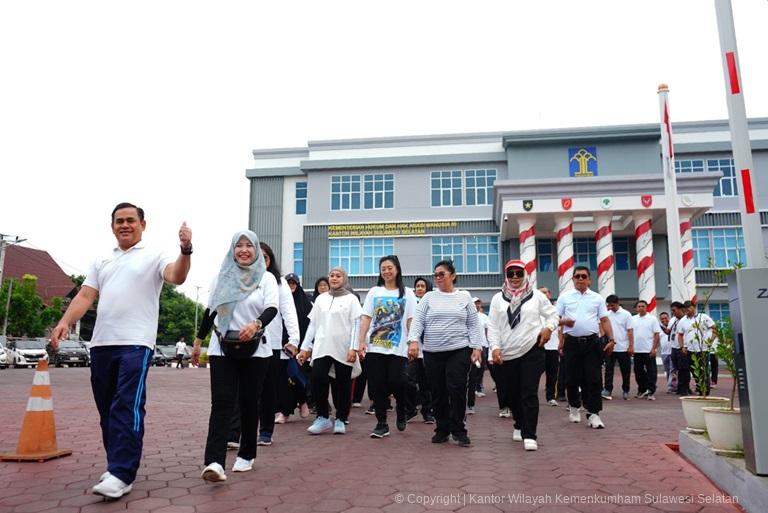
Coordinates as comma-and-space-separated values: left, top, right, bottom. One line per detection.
679, 213, 697, 304
555, 215, 574, 294
635, 214, 657, 314
594, 214, 615, 297
518, 216, 537, 288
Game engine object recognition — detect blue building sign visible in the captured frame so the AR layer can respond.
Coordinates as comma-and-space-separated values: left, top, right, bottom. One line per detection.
568, 147, 598, 177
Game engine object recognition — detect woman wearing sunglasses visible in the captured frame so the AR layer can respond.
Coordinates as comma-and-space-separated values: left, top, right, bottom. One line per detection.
487, 260, 559, 451
407, 260, 484, 447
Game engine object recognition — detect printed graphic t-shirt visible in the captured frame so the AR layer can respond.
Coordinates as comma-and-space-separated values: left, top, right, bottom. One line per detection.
362, 286, 417, 357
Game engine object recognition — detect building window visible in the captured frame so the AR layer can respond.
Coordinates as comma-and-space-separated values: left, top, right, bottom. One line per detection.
691, 227, 746, 268
574, 237, 598, 270
329, 238, 393, 276
537, 240, 554, 272
295, 182, 307, 215
431, 171, 462, 207
699, 302, 730, 324
675, 158, 736, 197
466, 236, 500, 273
614, 237, 630, 271
708, 159, 737, 197
465, 169, 497, 206
331, 175, 361, 211
363, 174, 394, 209
431, 235, 498, 273
293, 242, 303, 279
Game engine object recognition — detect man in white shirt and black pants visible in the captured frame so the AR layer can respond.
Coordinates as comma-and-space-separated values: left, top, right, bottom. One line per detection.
676, 300, 717, 396
556, 266, 614, 429
175, 336, 189, 368
602, 295, 634, 401
631, 300, 661, 400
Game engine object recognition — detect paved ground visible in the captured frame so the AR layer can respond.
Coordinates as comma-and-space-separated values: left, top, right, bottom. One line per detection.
0, 366, 743, 513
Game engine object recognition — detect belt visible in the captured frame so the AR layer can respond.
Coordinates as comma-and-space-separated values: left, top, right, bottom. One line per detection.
565, 334, 598, 343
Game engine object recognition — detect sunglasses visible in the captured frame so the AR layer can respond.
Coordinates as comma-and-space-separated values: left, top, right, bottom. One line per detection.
573, 274, 589, 280
505, 269, 525, 278
433, 271, 449, 278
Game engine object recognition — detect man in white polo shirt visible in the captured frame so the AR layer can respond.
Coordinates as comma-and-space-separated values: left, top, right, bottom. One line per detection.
676, 300, 717, 396
602, 295, 634, 401
631, 300, 662, 401
51, 202, 192, 499
556, 266, 614, 429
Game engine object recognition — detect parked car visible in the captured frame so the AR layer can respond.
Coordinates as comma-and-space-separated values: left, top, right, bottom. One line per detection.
0, 337, 8, 369
152, 347, 168, 367
6, 339, 49, 368
48, 340, 90, 367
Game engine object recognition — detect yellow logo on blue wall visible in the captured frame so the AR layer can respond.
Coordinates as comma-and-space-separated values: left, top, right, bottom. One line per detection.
568, 147, 598, 177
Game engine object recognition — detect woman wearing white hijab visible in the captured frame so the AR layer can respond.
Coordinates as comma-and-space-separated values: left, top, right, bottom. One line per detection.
191, 230, 279, 481
297, 267, 361, 435
487, 259, 559, 451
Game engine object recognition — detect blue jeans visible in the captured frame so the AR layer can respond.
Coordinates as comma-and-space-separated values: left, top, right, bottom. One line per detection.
90, 345, 153, 484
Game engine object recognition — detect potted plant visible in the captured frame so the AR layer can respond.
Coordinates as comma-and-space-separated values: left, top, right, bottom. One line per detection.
702, 317, 743, 455
679, 265, 730, 432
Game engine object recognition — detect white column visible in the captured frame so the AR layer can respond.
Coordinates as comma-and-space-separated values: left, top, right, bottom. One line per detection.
594, 214, 615, 297
635, 213, 657, 315
518, 216, 537, 288
554, 215, 574, 294
679, 213, 697, 303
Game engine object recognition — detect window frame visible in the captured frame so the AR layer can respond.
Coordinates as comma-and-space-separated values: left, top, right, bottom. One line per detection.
295, 181, 307, 215
328, 238, 394, 277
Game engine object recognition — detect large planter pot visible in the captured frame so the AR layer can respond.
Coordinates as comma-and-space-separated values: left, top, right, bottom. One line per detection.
703, 407, 744, 456
680, 396, 730, 433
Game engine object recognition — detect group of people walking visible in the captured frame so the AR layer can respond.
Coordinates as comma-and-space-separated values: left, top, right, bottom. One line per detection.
48, 202, 714, 500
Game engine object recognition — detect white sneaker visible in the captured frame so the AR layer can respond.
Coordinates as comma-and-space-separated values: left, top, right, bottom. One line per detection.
475, 391, 486, 398
587, 414, 605, 429
465, 406, 475, 415
201, 462, 227, 482
547, 399, 558, 407
232, 457, 254, 472
512, 429, 523, 442
99, 471, 110, 482
92, 475, 133, 498
568, 407, 581, 423
646, 394, 656, 401
523, 439, 538, 451
274, 413, 287, 424
226, 441, 240, 450
498, 407, 511, 418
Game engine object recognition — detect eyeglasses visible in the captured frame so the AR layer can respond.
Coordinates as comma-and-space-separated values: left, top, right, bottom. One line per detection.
433, 271, 448, 278
573, 274, 589, 280
505, 269, 525, 278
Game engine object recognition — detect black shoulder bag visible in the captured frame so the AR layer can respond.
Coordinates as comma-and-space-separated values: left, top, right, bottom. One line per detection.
215, 328, 264, 359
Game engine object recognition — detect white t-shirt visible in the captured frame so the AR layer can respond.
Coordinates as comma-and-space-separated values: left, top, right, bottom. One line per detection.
207, 272, 280, 358
477, 311, 490, 348
84, 243, 173, 349
544, 325, 560, 350
362, 286, 416, 357
631, 314, 661, 353
676, 313, 716, 352
607, 307, 634, 352
175, 341, 189, 356
556, 288, 608, 337
304, 292, 362, 365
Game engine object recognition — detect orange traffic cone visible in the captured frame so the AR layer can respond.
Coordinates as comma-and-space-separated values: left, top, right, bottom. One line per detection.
0, 359, 72, 462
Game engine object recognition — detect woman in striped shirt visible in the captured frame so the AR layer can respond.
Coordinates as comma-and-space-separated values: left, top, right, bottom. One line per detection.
408, 260, 484, 447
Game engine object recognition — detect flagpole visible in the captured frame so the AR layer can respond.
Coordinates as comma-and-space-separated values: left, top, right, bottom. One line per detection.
658, 84, 687, 302
714, 0, 767, 268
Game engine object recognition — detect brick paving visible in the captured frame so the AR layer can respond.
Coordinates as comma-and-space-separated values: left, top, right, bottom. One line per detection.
0, 366, 742, 512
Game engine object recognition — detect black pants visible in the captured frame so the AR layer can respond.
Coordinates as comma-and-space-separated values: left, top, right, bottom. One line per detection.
366, 353, 407, 423
710, 353, 719, 385
259, 350, 288, 435
405, 358, 433, 416
204, 355, 269, 466
175, 354, 185, 368
489, 363, 510, 409
678, 351, 710, 396
424, 347, 471, 437
544, 349, 561, 401
604, 351, 631, 393
281, 359, 308, 415
501, 344, 545, 440
311, 356, 352, 421
633, 353, 657, 395
351, 357, 370, 404
563, 335, 602, 415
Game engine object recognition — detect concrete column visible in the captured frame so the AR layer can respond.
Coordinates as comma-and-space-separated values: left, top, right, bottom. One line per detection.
518, 216, 537, 288
594, 214, 615, 297
679, 213, 697, 304
554, 215, 575, 294
635, 213, 657, 314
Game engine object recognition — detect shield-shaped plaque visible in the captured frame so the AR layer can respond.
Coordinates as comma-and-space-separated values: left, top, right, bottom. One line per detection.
641, 195, 653, 208
561, 198, 572, 210
523, 200, 533, 212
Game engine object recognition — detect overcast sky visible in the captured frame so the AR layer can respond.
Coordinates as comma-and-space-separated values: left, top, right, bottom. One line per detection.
1, 0, 767, 306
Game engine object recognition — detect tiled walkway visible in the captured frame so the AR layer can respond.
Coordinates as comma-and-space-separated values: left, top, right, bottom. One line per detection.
0, 366, 742, 512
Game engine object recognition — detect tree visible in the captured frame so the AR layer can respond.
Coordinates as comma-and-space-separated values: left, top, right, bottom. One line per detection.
157, 283, 202, 343
0, 274, 63, 337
